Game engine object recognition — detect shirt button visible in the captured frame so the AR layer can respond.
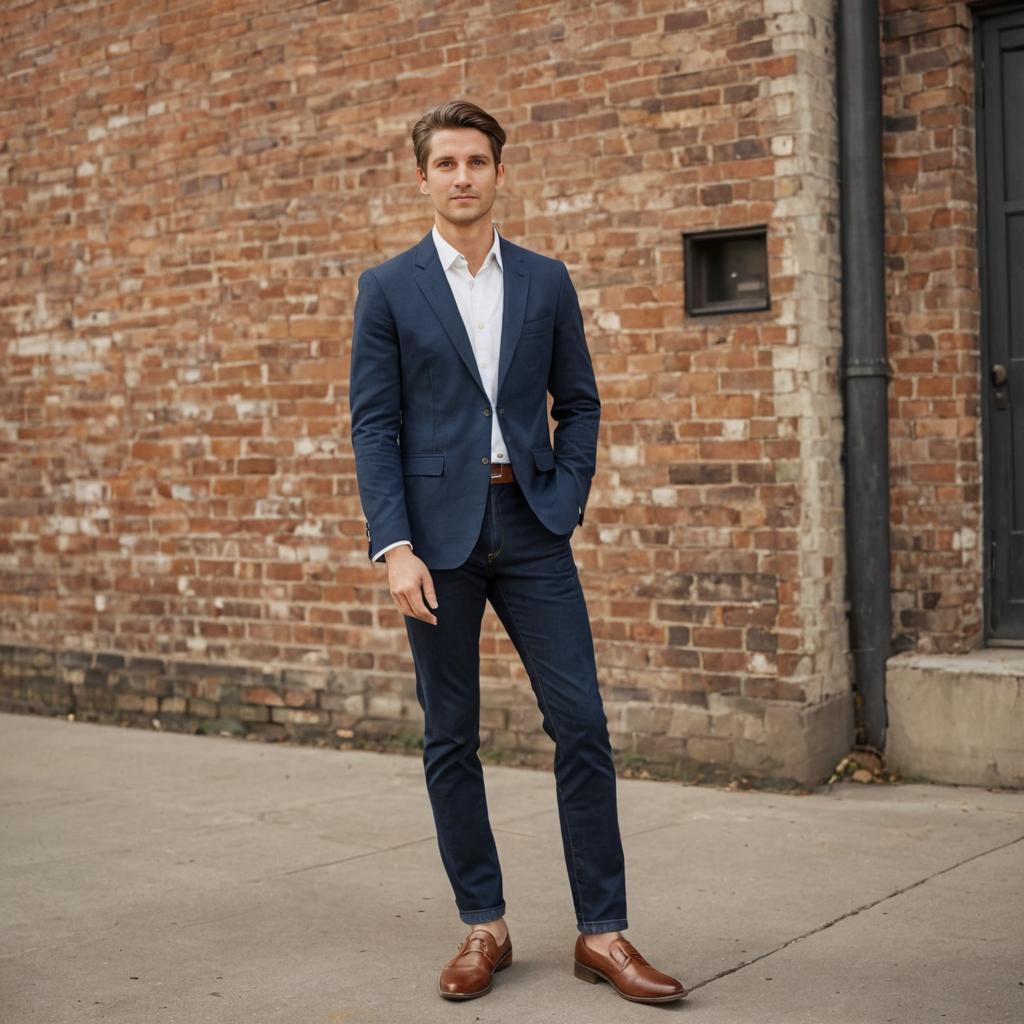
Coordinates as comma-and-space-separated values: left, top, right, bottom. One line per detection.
497, 452, 504, 458
481, 361, 488, 368
477, 322, 485, 329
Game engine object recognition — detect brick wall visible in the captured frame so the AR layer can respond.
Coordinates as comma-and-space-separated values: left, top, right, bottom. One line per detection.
882, 0, 982, 655
4, 0, 981, 783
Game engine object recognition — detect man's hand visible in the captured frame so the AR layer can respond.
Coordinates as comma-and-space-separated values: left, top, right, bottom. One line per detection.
385, 545, 438, 624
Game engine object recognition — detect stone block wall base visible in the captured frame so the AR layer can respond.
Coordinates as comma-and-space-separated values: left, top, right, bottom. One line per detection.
731, 691, 855, 786
2, 643, 859, 788
886, 650, 1024, 788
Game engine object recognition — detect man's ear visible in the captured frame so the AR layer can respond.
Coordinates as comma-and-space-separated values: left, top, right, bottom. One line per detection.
495, 161, 505, 188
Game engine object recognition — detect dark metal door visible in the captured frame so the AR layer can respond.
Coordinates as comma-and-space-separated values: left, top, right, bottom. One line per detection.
980, 3, 1024, 639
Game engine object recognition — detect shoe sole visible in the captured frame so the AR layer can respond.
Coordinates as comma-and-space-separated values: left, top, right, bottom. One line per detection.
573, 959, 688, 1003
438, 948, 513, 1000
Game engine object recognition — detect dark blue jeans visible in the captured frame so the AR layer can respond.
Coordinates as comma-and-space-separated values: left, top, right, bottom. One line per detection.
404, 473, 628, 935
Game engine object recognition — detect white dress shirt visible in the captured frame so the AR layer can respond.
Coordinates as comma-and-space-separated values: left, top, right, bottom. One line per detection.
372, 224, 509, 562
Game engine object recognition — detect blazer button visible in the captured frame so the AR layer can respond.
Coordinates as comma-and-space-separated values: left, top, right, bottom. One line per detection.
481, 457, 490, 464
483, 408, 491, 416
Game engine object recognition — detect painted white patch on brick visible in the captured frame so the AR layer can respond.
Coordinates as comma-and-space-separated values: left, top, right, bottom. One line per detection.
953, 526, 976, 551
609, 445, 640, 466
544, 193, 592, 214
74, 481, 106, 502
231, 398, 269, 418
15, 335, 52, 357
771, 135, 794, 156
748, 653, 772, 674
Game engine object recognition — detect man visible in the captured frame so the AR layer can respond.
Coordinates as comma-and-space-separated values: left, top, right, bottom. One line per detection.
348, 99, 687, 1005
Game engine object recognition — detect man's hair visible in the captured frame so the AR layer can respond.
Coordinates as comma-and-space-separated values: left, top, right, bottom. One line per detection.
411, 100, 507, 174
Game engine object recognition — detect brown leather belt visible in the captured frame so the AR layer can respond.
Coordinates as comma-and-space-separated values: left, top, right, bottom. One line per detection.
489, 462, 514, 485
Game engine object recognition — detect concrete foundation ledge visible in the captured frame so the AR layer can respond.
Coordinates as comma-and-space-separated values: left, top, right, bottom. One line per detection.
885, 649, 1024, 788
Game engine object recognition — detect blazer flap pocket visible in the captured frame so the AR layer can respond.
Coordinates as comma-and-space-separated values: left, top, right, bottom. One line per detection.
402, 453, 445, 476
531, 446, 555, 472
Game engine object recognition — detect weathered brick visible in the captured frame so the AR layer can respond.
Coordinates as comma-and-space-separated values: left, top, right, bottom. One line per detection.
0, 0, 979, 788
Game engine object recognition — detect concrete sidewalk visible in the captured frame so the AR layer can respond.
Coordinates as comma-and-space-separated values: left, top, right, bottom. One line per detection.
1, 711, 1021, 1024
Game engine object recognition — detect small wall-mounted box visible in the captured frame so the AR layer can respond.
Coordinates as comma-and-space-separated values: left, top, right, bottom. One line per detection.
683, 226, 770, 316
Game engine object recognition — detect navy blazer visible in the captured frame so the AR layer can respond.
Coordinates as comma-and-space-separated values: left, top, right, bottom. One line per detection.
349, 228, 600, 570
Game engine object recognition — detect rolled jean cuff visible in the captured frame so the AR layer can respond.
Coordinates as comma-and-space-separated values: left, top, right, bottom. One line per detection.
577, 917, 629, 934
459, 902, 506, 925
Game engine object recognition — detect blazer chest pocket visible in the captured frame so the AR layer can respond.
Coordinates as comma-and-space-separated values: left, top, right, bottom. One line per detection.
531, 446, 555, 472
402, 453, 445, 476
520, 314, 554, 338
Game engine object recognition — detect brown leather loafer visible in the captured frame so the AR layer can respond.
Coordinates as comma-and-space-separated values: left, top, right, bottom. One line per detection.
438, 927, 512, 1000
573, 934, 688, 1003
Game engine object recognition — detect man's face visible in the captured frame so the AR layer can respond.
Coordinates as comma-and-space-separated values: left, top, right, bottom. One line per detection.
416, 127, 504, 228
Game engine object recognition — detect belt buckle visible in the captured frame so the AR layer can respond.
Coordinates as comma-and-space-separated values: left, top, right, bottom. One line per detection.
490, 464, 503, 481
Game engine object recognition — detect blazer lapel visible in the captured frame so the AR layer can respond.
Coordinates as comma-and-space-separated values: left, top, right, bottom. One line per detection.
413, 231, 486, 398
411, 228, 531, 403
496, 233, 529, 403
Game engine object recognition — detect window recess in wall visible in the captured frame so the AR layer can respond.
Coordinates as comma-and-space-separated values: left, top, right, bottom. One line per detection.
683, 226, 770, 316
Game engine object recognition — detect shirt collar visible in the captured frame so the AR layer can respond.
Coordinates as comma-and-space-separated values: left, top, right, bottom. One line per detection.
432, 223, 503, 273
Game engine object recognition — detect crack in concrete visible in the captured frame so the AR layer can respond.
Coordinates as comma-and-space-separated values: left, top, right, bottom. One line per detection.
687, 831, 1024, 992
249, 832, 438, 881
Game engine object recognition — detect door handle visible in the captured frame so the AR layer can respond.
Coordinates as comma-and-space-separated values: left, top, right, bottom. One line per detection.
992, 363, 1009, 410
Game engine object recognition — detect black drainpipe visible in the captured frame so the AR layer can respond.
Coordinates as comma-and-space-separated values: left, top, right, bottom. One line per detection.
837, 0, 891, 751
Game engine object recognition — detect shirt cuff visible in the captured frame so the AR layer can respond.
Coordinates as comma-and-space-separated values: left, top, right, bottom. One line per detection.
372, 539, 412, 562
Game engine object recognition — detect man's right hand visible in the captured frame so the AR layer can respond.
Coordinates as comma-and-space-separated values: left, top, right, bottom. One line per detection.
385, 545, 438, 625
